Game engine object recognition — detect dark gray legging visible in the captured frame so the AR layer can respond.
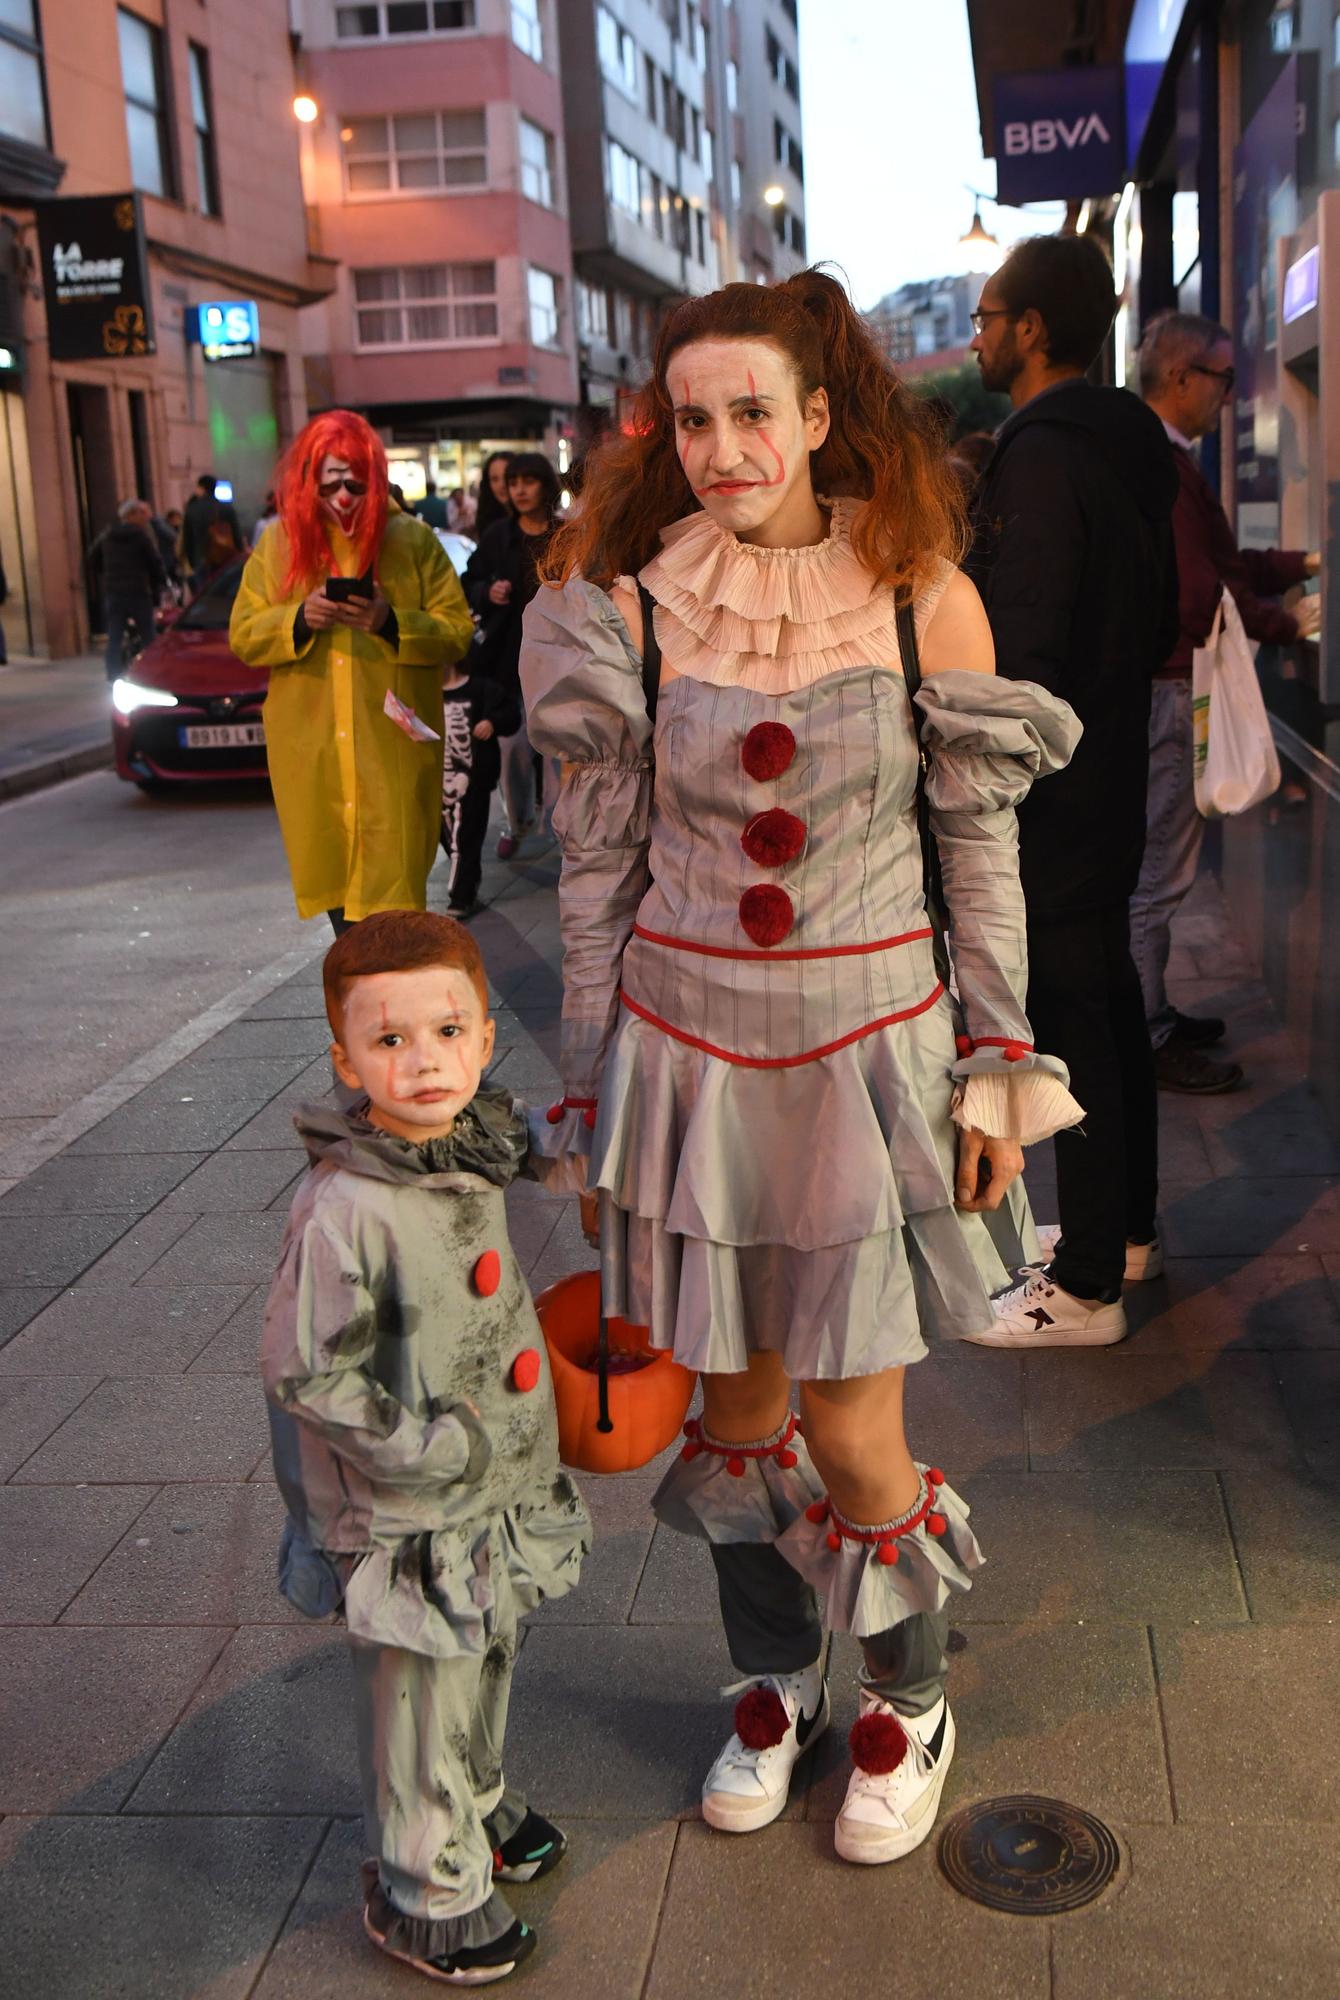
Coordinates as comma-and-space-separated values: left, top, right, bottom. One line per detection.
710, 1542, 948, 1716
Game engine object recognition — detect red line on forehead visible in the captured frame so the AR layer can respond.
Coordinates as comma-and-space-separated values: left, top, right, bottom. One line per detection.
747, 370, 757, 398
379, 1002, 389, 1029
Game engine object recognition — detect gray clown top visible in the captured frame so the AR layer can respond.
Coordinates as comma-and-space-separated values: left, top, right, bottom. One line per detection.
262, 1087, 590, 1658
521, 499, 1084, 1385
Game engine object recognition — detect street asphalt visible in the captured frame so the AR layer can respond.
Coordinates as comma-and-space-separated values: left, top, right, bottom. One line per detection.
0, 793, 1337, 1998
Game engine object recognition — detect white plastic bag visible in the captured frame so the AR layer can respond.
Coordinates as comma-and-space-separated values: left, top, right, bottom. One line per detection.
1191, 590, 1281, 817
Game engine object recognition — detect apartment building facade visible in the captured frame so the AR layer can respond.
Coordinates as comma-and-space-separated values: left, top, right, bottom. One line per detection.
724, 0, 805, 282
292, 0, 580, 499
0, 0, 329, 657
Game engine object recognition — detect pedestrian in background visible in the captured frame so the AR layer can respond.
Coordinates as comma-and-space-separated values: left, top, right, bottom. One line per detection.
180, 474, 241, 588
416, 479, 449, 530
1134, 310, 1321, 1095
90, 499, 166, 681
229, 410, 474, 933
472, 451, 515, 541
439, 653, 520, 917
462, 451, 560, 858
965, 234, 1180, 1350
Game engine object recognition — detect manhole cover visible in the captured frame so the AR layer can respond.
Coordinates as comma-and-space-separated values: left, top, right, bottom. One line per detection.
939, 1795, 1119, 1915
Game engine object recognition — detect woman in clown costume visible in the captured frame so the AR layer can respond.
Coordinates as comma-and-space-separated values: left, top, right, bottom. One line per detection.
521, 268, 1083, 1864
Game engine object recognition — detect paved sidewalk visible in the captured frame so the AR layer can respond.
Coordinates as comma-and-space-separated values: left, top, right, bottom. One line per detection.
0, 653, 111, 799
0, 854, 1337, 1999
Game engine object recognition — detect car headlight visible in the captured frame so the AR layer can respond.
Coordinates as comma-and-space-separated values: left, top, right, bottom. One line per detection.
112, 679, 178, 716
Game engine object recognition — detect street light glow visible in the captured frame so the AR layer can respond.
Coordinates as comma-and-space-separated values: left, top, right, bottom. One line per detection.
292, 95, 319, 124
762, 183, 785, 207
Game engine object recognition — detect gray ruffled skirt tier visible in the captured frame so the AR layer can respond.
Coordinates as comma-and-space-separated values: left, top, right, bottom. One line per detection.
591, 1000, 1038, 1380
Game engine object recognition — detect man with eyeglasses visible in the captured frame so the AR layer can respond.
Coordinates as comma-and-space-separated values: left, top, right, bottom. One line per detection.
963, 234, 1179, 1351
1134, 311, 1321, 1094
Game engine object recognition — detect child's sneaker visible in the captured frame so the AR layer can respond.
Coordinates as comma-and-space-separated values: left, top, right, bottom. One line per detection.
363, 1879, 536, 1985
966, 1268, 1126, 1347
834, 1689, 955, 1865
491, 1807, 567, 1883
701, 1662, 829, 1832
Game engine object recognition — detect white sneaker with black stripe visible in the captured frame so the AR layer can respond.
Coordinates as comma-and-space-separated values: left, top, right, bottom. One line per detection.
965, 1269, 1127, 1348
834, 1690, 955, 1865
701, 1663, 829, 1833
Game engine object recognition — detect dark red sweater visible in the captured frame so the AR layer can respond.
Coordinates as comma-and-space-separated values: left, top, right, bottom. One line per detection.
1161, 442, 1309, 676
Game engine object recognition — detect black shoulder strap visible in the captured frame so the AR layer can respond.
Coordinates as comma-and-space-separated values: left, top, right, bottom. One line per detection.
637, 581, 661, 724
895, 596, 953, 996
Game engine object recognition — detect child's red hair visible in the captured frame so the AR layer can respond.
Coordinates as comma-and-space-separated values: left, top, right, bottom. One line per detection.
323, 910, 489, 1037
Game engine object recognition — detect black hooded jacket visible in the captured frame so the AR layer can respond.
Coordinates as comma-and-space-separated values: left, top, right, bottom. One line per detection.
965, 381, 1179, 920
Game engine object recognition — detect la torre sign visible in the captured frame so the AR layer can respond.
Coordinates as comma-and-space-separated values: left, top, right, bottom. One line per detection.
993, 67, 1126, 205
34, 193, 154, 361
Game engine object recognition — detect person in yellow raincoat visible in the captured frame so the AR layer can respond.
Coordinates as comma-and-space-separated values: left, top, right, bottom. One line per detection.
230, 410, 475, 930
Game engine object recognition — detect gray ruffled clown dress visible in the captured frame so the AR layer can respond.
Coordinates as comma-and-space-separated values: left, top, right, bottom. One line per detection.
262, 1089, 590, 1953
520, 504, 1080, 1656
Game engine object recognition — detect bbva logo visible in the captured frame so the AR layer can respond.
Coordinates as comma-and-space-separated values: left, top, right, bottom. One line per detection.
1003, 115, 1112, 156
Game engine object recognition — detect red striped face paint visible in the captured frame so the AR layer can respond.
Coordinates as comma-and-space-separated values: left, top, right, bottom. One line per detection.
668, 336, 826, 537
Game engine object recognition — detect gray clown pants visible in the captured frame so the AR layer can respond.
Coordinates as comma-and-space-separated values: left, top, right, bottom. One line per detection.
710, 1542, 949, 1717
348, 1628, 527, 1926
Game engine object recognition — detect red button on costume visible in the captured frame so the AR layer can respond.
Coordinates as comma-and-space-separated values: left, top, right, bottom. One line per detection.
511, 1348, 542, 1393
738, 883, 795, 947
473, 1250, 502, 1296
740, 720, 797, 781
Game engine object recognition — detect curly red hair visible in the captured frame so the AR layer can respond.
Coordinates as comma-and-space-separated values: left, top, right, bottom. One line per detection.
543, 267, 965, 602
275, 410, 389, 596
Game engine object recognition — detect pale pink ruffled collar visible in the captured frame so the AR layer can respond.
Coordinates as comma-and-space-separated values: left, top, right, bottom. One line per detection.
632, 498, 951, 694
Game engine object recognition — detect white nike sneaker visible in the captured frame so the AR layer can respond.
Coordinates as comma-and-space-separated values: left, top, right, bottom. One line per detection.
834, 1689, 955, 1865
701, 1665, 829, 1833
1033, 1225, 1164, 1284
965, 1269, 1127, 1348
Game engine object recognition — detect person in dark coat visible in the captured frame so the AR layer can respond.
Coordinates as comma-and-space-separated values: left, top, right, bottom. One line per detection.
1134, 310, 1320, 1095
90, 499, 166, 679
416, 478, 449, 530
459, 452, 560, 858
180, 474, 241, 587
962, 233, 1180, 1351
439, 659, 521, 916
472, 451, 515, 542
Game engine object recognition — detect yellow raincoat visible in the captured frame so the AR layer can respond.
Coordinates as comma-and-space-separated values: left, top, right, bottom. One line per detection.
230, 509, 474, 921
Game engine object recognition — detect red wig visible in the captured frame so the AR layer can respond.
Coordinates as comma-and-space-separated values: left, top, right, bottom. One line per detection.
275, 409, 389, 596
542, 267, 964, 604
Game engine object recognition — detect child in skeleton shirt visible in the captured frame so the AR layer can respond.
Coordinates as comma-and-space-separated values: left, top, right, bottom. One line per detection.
262, 910, 589, 1986
440, 662, 520, 916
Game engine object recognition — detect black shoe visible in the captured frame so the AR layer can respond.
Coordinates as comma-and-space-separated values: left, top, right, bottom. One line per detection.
491, 1807, 568, 1883
448, 897, 484, 920
1154, 1041, 1244, 1095
364, 1886, 537, 1985
1169, 1009, 1226, 1049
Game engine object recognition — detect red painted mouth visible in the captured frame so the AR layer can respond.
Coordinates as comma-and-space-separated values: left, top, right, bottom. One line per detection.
409, 1089, 454, 1103
707, 482, 759, 494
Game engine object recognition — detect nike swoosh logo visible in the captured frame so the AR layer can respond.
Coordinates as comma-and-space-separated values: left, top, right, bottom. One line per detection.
921, 1704, 948, 1763
795, 1699, 823, 1748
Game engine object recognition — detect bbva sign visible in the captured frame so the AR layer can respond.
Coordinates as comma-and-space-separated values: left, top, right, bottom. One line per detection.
994, 67, 1126, 205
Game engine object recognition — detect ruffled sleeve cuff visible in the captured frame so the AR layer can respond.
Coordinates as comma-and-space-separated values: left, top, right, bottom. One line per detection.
523, 1097, 595, 1195
949, 1044, 1085, 1146
913, 669, 1083, 811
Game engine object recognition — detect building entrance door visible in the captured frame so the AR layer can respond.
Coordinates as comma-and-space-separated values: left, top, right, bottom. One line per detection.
67, 383, 117, 636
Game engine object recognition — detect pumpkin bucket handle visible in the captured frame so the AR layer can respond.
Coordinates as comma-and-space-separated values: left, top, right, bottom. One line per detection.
595, 1188, 613, 1432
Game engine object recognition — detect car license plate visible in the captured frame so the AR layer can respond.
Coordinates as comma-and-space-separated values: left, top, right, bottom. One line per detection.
178, 723, 266, 748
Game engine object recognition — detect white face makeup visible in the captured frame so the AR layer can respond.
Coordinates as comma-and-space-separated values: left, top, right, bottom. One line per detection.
332, 966, 496, 1143
669, 336, 830, 543
317, 452, 368, 536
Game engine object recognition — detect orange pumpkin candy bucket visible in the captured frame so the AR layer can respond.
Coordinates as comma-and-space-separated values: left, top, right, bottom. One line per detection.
534, 1269, 696, 1476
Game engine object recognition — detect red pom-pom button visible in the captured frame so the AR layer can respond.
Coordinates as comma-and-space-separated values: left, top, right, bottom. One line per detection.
738, 884, 794, 947
928, 1512, 948, 1537
877, 1539, 900, 1566
775, 1448, 798, 1469
473, 1250, 501, 1297
680, 1440, 703, 1461
545, 1102, 564, 1124
740, 808, 807, 869
726, 1454, 747, 1477
683, 1419, 700, 1439
583, 1106, 597, 1130
955, 1034, 975, 1057
740, 721, 797, 782
826, 1530, 842, 1552
1002, 1041, 1029, 1063
806, 1500, 829, 1523
927, 1467, 945, 1486
511, 1348, 541, 1393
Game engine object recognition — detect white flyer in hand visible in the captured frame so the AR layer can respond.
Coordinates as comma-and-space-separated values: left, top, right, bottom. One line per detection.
383, 689, 441, 742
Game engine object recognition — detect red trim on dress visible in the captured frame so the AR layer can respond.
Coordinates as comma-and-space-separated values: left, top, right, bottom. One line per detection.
619, 980, 947, 1068
630, 922, 934, 965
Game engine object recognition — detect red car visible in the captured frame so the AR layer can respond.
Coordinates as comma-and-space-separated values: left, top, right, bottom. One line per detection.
111, 560, 269, 790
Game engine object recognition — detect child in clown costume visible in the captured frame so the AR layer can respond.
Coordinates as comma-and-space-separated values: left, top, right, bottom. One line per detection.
262, 910, 590, 1984
521, 269, 1083, 1863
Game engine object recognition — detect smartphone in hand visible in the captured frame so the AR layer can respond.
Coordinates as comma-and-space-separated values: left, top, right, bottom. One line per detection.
326, 569, 373, 603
